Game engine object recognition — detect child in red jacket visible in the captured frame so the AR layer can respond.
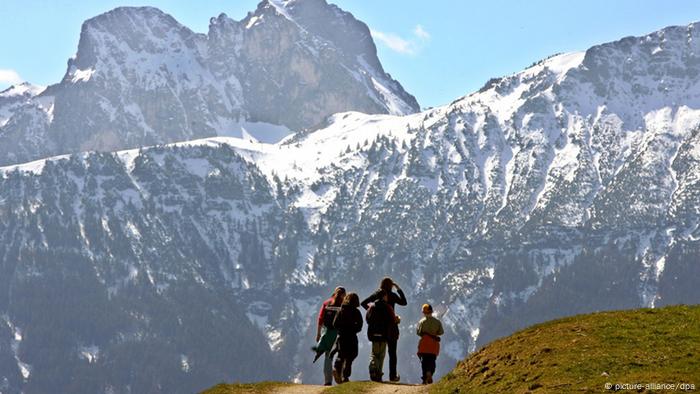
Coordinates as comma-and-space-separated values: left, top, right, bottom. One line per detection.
416, 303, 443, 384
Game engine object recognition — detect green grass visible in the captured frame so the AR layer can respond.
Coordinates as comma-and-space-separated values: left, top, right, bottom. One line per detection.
431, 305, 700, 394
201, 382, 293, 394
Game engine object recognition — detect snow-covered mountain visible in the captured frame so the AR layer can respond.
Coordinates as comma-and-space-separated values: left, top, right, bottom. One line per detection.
0, 0, 418, 167
1, 13, 700, 394
0, 83, 45, 128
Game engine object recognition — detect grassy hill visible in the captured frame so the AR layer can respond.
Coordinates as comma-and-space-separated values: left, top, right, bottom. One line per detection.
203, 305, 700, 393
432, 304, 700, 393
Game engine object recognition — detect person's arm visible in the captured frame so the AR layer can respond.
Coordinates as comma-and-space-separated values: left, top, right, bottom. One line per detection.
416, 319, 423, 336
332, 309, 342, 330
354, 309, 363, 333
437, 320, 444, 336
316, 301, 326, 342
394, 286, 407, 306
360, 291, 377, 310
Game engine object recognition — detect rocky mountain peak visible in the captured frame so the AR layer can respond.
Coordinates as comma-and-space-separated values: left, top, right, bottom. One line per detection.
70, 6, 203, 73
0, 1, 419, 167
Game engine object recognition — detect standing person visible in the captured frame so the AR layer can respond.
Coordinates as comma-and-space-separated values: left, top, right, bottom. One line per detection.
361, 277, 407, 382
312, 286, 346, 386
416, 303, 444, 384
365, 289, 396, 382
331, 292, 363, 384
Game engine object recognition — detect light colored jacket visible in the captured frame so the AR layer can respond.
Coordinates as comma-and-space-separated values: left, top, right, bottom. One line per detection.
417, 315, 444, 355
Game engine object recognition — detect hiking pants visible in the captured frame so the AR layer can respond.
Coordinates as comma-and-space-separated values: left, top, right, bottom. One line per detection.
388, 337, 398, 379
369, 341, 387, 380
418, 353, 437, 381
323, 350, 334, 385
334, 335, 358, 380
334, 356, 354, 381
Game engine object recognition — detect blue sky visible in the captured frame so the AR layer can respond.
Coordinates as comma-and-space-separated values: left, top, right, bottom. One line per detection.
2, 1, 700, 107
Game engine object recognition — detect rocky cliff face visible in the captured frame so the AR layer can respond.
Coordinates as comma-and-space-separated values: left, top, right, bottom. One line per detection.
0, 1, 419, 167
1, 11, 700, 394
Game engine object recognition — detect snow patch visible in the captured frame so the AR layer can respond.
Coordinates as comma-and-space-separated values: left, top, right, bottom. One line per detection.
78, 345, 100, 363
246, 15, 260, 29
180, 354, 190, 372
70, 68, 96, 83
543, 51, 585, 76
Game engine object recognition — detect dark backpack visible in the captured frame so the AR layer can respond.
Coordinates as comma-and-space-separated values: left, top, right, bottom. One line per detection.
366, 302, 389, 340
322, 304, 341, 328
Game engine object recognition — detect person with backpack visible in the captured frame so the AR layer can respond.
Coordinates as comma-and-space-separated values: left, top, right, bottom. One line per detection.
416, 303, 444, 384
312, 286, 346, 386
331, 292, 363, 384
361, 277, 407, 382
365, 289, 396, 382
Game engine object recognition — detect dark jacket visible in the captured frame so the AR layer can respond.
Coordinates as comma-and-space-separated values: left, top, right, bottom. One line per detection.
333, 305, 363, 360
361, 288, 406, 339
361, 288, 407, 311
333, 305, 363, 337
366, 299, 395, 342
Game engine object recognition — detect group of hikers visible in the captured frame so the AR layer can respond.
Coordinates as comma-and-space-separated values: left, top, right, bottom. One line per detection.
312, 277, 444, 386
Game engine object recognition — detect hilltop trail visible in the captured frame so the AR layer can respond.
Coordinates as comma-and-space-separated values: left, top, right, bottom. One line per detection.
271, 385, 325, 394
271, 382, 428, 393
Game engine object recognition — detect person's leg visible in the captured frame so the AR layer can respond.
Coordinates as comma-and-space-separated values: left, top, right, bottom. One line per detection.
323, 351, 333, 385
343, 355, 353, 381
388, 337, 398, 380
425, 354, 436, 383
369, 341, 380, 381
376, 341, 387, 380
334, 356, 342, 372
344, 336, 358, 381
418, 353, 428, 384
333, 356, 344, 384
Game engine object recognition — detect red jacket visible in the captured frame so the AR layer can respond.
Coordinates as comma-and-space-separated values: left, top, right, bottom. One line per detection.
417, 335, 440, 355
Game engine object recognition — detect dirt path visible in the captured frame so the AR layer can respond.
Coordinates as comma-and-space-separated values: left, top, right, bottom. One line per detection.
271, 382, 428, 394
271, 384, 326, 394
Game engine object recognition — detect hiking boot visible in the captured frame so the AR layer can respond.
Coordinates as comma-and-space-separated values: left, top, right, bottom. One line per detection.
426, 371, 433, 384
389, 374, 400, 382
333, 369, 342, 385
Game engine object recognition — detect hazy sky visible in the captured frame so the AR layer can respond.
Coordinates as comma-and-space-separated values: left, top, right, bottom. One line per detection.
3, 1, 700, 107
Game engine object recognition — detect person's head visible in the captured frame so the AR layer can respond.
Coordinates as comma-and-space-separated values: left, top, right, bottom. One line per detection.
333, 286, 346, 303
422, 303, 433, 316
380, 277, 394, 293
343, 292, 360, 308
